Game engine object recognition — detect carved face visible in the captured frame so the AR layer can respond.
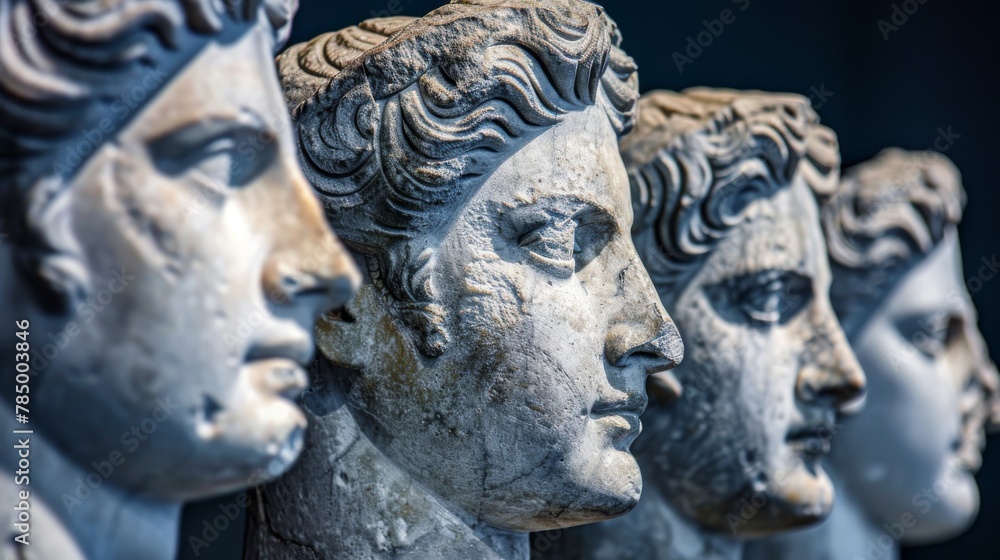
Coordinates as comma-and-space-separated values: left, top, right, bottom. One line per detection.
13, 23, 358, 500
633, 179, 865, 536
828, 232, 997, 543
323, 106, 682, 532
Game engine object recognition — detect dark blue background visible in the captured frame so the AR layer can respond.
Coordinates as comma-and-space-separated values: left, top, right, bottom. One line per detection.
179, 1, 1000, 558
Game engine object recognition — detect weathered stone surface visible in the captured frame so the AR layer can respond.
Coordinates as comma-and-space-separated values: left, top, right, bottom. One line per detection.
0, 1, 358, 558
245, 2, 683, 559
543, 88, 865, 559
745, 149, 1000, 560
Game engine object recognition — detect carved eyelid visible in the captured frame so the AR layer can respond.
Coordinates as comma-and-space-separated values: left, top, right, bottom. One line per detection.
501, 195, 616, 229
517, 217, 577, 275
147, 114, 277, 183
704, 269, 813, 327
895, 312, 962, 351
499, 200, 618, 278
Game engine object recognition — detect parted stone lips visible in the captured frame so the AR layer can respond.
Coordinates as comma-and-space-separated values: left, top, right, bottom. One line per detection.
786, 412, 837, 462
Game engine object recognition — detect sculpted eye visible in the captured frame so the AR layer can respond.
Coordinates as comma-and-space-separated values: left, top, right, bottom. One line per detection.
518, 220, 577, 279
502, 204, 616, 279
704, 270, 813, 327
185, 138, 240, 192
148, 119, 277, 194
897, 313, 959, 359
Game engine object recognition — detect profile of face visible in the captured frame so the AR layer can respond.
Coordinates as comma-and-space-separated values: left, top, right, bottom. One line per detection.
16, 19, 359, 500
827, 231, 998, 542
323, 105, 682, 531
635, 177, 864, 535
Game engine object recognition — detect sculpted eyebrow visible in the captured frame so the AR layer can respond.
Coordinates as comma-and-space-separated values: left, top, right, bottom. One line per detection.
145, 109, 278, 181
148, 118, 265, 161
502, 196, 616, 225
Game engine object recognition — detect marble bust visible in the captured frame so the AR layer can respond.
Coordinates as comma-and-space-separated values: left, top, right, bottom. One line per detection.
245, 2, 684, 559
0, 1, 359, 559
543, 89, 866, 560
745, 149, 1000, 560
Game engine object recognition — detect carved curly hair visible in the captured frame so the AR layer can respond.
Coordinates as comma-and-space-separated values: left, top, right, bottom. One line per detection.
822, 148, 965, 326
0, 0, 296, 185
0, 0, 298, 308
278, 0, 639, 357
623, 88, 840, 295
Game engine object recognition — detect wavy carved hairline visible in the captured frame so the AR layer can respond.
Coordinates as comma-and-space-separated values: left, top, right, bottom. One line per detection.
0, 0, 298, 313
625, 88, 840, 295
279, 0, 639, 358
0, 0, 297, 194
822, 148, 965, 324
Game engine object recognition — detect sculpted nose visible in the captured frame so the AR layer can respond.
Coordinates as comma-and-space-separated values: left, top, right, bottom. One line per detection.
605, 261, 684, 374
263, 234, 360, 312
605, 313, 684, 372
961, 321, 1000, 431
979, 360, 1000, 432
263, 164, 361, 313
796, 306, 866, 409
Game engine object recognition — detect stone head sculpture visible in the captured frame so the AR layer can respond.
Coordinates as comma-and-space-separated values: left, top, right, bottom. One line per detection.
744, 150, 1000, 560
821, 149, 1000, 543
624, 89, 866, 537
247, 2, 682, 558
0, 1, 359, 557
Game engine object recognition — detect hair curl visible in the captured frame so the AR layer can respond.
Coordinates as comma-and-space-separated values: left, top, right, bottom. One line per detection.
623, 88, 840, 294
0, 0, 296, 201
0, 0, 297, 309
279, 0, 639, 358
822, 148, 965, 324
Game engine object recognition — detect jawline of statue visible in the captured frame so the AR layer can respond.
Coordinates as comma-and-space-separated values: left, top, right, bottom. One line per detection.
245, 3, 685, 559
744, 149, 1000, 560
0, 1, 359, 559
540, 88, 866, 560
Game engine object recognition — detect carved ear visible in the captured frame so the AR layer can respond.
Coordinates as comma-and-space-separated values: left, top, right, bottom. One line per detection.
23, 253, 90, 315
398, 302, 449, 359
390, 246, 450, 358
17, 180, 90, 315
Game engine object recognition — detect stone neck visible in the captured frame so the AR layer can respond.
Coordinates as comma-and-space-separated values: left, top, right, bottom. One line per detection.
0, 246, 180, 560
816, 476, 900, 560
625, 485, 743, 560
0, 407, 180, 560
654, 495, 743, 560
546, 481, 742, 560
245, 361, 527, 559
743, 470, 898, 560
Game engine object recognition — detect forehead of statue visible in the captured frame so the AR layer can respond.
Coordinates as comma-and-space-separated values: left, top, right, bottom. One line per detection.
477, 106, 629, 218
679, 180, 820, 290
117, 25, 278, 144
52, 18, 261, 182
875, 231, 970, 320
